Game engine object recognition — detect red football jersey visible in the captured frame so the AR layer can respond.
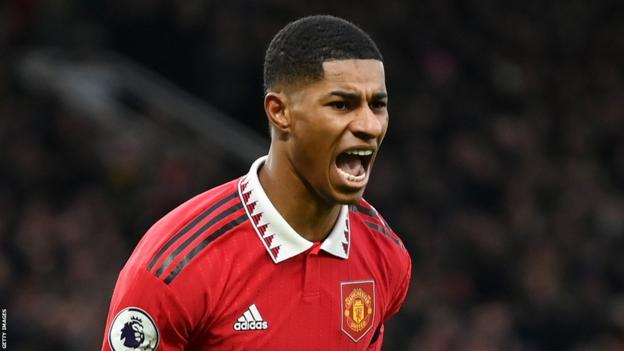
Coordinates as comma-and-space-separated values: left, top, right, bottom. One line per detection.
102, 156, 411, 351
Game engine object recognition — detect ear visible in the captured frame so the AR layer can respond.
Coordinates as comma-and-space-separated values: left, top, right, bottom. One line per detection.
264, 92, 291, 133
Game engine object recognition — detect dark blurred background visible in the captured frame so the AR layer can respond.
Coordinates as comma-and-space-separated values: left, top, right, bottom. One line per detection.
2, 0, 624, 350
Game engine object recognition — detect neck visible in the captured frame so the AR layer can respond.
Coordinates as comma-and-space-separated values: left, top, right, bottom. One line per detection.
258, 149, 342, 242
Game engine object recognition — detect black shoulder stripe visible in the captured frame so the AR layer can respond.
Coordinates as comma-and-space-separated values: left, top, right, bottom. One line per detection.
148, 191, 238, 272
352, 204, 376, 217
353, 204, 393, 232
155, 202, 243, 278
164, 214, 248, 284
365, 221, 402, 247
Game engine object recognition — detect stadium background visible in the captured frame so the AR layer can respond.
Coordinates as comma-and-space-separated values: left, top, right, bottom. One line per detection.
2, 0, 624, 350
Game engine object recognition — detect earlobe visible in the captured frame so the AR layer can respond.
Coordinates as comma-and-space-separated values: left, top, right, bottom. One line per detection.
264, 92, 291, 133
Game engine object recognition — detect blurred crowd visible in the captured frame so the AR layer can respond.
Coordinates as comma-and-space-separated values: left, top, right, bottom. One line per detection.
2, 0, 624, 350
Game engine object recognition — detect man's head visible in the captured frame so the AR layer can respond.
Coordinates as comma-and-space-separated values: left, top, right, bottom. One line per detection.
263, 15, 389, 205
263, 15, 383, 94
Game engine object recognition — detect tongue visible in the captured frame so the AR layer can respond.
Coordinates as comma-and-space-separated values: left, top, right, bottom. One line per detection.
336, 153, 364, 176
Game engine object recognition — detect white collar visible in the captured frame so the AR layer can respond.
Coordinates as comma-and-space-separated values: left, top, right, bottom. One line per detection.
238, 156, 350, 263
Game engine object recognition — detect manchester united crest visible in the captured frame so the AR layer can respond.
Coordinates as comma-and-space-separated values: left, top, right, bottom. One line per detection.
341, 280, 375, 342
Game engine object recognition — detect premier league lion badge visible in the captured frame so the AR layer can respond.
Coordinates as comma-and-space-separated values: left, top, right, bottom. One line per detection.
341, 280, 375, 342
109, 307, 159, 351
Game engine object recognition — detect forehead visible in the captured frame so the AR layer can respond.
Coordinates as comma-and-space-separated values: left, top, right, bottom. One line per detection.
318, 59, 386, 92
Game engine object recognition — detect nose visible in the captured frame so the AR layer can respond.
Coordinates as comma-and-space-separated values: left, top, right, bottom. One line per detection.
350, 106, 385, 141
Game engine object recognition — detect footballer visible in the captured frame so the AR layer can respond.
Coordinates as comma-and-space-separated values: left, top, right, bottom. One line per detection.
102, 15, 411, 351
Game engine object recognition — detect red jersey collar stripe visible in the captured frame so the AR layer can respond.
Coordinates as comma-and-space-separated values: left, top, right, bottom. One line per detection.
238, 156, 350, 263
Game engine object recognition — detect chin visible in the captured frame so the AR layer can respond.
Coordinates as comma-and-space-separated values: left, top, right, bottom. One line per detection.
331, 189, 365, 205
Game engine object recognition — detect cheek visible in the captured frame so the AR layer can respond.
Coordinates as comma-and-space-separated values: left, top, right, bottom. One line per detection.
291, 135, 329, 173
290, 122, 336, 182
378, 116, 390, 141
293, 114, 336, 153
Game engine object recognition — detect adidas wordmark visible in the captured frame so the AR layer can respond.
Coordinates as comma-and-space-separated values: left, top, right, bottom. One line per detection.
233, 304, 269, 331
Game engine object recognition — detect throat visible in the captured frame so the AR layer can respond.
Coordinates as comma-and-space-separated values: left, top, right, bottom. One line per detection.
293, 204, 343, 242
258, 157, 343, 242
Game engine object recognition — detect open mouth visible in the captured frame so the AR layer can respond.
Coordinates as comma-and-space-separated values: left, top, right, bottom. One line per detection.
335, 149, 374, 183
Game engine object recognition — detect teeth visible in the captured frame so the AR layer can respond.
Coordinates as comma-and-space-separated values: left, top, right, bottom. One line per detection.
337, 168, 366, 182
346, 149, 373, 156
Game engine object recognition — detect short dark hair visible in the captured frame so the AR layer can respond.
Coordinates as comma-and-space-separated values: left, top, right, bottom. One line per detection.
263, 15, 383, 93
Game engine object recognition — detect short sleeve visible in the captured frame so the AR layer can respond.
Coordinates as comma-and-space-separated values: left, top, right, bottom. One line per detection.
386, 255, 412, 318
367, 324, 385, 351
101, 264, 192, 351
368, 252, 412, 350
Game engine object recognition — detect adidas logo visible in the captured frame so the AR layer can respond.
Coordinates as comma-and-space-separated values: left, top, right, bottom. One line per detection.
233, 304, 269, 331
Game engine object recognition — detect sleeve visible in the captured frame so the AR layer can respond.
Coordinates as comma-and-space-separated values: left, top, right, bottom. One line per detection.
101, 264, 193, 351
368, 253, 412, 350
385, 256, 412, 318
367, 324, 385, 351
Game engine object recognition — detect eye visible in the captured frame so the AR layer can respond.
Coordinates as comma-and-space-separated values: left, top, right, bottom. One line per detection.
370, 100, 387, 110
328, 101, 350, 111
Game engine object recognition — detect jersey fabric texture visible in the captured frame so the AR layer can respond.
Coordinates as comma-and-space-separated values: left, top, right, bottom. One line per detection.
102, 156, 411, 351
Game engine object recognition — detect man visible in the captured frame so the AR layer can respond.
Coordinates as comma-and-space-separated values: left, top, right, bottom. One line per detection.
102, 15, 411, 351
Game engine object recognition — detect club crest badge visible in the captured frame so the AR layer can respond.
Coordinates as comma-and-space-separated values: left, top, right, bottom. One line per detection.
341, 280, 375, 342
109, 307, 159, 351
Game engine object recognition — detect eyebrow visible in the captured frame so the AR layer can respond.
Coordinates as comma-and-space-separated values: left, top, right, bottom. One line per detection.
328, 90, 388, 100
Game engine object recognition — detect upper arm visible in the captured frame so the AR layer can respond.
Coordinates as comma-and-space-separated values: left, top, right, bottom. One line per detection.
101, 265, 193, 351
386, 254, 412, 319
368, 253, 411, 350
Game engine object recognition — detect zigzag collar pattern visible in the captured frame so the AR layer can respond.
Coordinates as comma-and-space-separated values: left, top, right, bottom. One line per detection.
238, 156, 351, 264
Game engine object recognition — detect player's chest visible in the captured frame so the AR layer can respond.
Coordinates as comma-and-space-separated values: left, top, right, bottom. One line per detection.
201, 253, 388, 350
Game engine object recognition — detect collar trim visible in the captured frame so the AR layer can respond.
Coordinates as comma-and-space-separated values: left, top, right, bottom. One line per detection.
238, 156, 350, 263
